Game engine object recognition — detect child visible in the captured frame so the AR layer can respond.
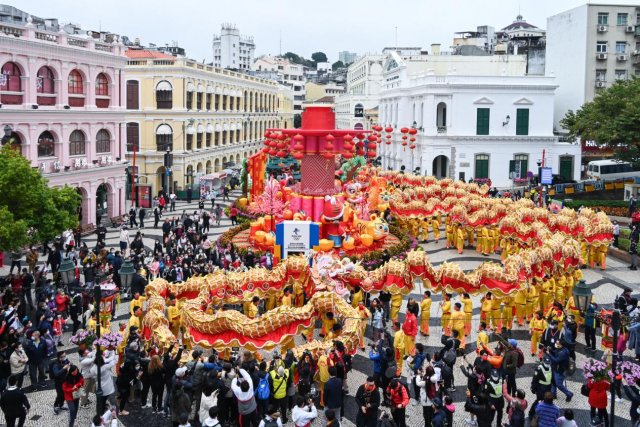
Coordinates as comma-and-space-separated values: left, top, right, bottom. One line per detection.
52, 314, 64, 347
555, 409, 578, 427
177, 412, 191, 427
444, 395, 455, 427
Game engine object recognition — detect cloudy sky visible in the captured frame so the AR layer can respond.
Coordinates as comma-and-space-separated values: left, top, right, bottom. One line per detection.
8, 0, 640, 62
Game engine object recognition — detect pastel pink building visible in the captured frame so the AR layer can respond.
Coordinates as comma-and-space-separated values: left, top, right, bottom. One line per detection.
0, 16, 127, 228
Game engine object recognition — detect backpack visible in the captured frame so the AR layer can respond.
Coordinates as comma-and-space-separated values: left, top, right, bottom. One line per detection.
510, 402, 526, 427
256, 374, 270, 400
425, 379, 437, 399
263, 417, 278, 427
566, 359, 576, 376
515, 348, 525, 369
442, 348, 456, 365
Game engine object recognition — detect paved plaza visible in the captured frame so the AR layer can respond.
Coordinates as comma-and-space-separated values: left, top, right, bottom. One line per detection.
0, 194, 637, 427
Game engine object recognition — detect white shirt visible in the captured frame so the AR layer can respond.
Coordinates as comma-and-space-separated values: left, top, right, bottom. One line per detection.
613, 224, 620, 236
230, 368, 254, 400
292, 405, 317, 427
258, 416, 283, 427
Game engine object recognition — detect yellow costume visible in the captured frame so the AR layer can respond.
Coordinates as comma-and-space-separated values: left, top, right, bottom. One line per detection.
456, 227, 465, 254
128, 314, 141, 331
247, 303, 259, 319
449, 309, 466, 347
129, 296, 147, 317
87, 317, 97, 334
420, 297, 432, 335
466, 226, 475, 246
167, 305, 181, 337
317, 354, 329, 406
445, 224, 454, 248
321, 312, 336, 337
390, 293, 403, 323
281, 293, 292, 307
476, 329, 489, 351
351, 289, 363, 308
565, 296, 582, 324
502, 296, 515, 330
410, 218, 420, 239
514, 289, 527, 326
530, 317, 547, 357
431, 217, 441, 242
441, 299, 452, 335
461, 296, 473, 336
480, 296, 492, 326
526, 283, 539, 321
490, 297, 502, 330
597, 244, 608, 270
358, 306, 371, 349
393, 329, 406, 369
421, 217, 430, 242
540, 278, 555, 313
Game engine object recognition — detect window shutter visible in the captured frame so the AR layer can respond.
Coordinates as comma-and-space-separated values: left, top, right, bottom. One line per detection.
126, 123, 139, 151
126, 81, 139, 110
516, 109, 529, 136
476, 108, 490, 135
519, 160, 528, 178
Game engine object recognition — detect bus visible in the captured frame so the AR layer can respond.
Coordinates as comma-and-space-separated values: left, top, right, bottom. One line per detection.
586, 160, 639, 180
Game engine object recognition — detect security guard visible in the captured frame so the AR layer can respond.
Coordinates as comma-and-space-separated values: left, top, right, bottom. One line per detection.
530, 357, 553, 418
487, 369, 505, 427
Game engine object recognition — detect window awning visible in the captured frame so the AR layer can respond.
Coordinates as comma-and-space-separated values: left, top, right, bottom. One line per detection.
197, 83, 204, 93
186, 125, 195, 135
206, 124, 214, 133
156, 80, 172, 91
207, 86, 213, 94
187, 81, 195, 92
156, 124, 173, 135
197, 124, 204, 133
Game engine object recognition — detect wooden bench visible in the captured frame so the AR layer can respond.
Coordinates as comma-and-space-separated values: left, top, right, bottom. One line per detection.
80, 223, 96, 236
110, 215, 127, 228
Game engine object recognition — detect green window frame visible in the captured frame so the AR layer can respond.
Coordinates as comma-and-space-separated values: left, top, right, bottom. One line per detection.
516, 108, 529, 136
475, 154, 490, 179
509, 154, 528, 179
476, 108, 490, 135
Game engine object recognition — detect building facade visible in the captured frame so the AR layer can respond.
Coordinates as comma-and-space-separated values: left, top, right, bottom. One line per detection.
335, 54, 384, 130
212, 24, 255, 71
378, 52, 581, 187
0, 16, 128, 227
547, 4, 640, 130
338, 51, 358, 65
125, 50, 293, 196
253, 55, 306, 111
305, 82, 346, 102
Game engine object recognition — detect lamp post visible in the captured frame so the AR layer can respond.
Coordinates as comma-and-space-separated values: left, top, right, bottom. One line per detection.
58, 258, 76, 287
118, 260, 136, 298
1, 124, 12, 145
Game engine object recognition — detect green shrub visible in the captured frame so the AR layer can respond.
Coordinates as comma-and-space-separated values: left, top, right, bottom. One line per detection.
563, 200, 627, 209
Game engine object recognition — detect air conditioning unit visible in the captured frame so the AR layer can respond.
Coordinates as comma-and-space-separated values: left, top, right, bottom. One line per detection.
53, 161, 61, 171
618, 54, 628, 61
106, 155, 113, 163
100, 156, 107, 165
74, 158, 82, 168
595, 81, 606, 88
597, 25, 608, 32
39, 162, 47, 171
80, 158, 88, 167
597, 53, 608, 59
627, 25, 635, 33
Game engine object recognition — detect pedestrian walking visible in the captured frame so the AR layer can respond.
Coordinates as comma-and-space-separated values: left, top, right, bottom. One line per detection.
0, 375, 30, 427
128, 207, 138, 228
139, 208, 146, 228
62, 365, 84, 427
630, 195, 637, 217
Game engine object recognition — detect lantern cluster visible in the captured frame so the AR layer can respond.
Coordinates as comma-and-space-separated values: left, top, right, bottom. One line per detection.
400, 127, 418, 150
292, 134, 304, 160
262, 131, 291, 158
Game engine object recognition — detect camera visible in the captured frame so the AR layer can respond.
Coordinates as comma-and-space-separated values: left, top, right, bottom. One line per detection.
230, 346, 240, 363
308, 386, 319, 400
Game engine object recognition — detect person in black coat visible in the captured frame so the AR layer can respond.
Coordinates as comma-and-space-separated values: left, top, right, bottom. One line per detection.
355, 376, 380, 427
324, 367, 343, 417
0, 375, 30, 427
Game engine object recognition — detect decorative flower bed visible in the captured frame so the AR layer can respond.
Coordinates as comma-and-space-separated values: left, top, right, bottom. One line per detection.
69, 330, 96, 349
95, 332, 124, 350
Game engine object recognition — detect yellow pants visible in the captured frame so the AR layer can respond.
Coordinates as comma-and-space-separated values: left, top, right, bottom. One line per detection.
540, 294, 552, 313
421, 228, 429, 242
445, 232, 453, 248
516, 304, 526, 326
482, 238, 492, 255
390, 305, 401, 323
420, 317, 430, 335
319, 381, 326, 406
531, 331, 542, 356
456, 237, 464, 254
464, 312, 472, 336
490, 309, 501, 330
442, 314, 451, 335
503, 307, 514, 330
359, 322, 367, 349
454, 327, 465, 348
433, 227, 440, 241
170, 324, 180, 338
404, 334, 415, 357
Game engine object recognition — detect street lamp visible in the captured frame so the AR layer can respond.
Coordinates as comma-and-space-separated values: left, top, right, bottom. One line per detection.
572, 279, 593, 312
1, 125, 12, 145
58, 258, 76, 286
118, 260, 135, 296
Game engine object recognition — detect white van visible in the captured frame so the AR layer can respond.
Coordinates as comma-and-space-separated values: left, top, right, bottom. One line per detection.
586, 160, 639, 180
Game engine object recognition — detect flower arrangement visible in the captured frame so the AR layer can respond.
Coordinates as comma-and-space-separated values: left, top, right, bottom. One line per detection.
619, 360, 640, 384
69, 330, 96, 348
95, 332, 124, 350
583, 359, 611, 382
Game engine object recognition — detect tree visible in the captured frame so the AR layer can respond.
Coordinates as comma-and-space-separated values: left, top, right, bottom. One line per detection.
283, 52, 302, 64
561, 77, 640, 167
332, 60, 345, 71
311, 52, 328, 64
248, 178, 287, 230
0, 144, 81, 251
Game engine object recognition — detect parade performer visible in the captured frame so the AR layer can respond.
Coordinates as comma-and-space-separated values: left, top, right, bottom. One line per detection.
526, 283, 539, 322
420, 291, 432, 336
461, 293, 473, 336
247, 296, 259, 319
351, 286, 363, 308
358, 302, 371, 350
320, 312, 336, 338
540, 277, 554, 313
455, 225, 465, 254
393, 322, 406, 369
490, 295, 502, 330
390, 293, 403, 323
502, 295, 515, 331
476, 322, 489, 353
421, 217, 430, 243
167, 295, 181, 338
514, 287, 527, 327
129, 292, 147, 317
316, 350, 330, 407
402, 305, 418, 356
481, 292, 493, 325
449, 302, 466, 347
445, 222, 454, 249
431, 216, 441, 243
441, 293, 452, 336
529, 311, 547, 358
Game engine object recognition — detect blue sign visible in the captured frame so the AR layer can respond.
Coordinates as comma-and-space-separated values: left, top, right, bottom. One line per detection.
540, 167, 553, 185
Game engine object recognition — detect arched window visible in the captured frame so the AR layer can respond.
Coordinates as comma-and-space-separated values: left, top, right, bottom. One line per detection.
354, 103, 364, 118
37, 131, 55, 158
1, 62, 23, 104
68, 70, 84, 94
156, 124, 173, 151
96, 129, 111, 153
95, 73, 109, 96
37, 66, 55, 94
69, 130, 86, 156
156, 80, 172, 109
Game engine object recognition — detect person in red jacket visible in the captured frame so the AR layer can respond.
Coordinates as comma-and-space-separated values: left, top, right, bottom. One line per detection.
52, 314, 64, 347
588, 378, 611, 427
55, 289, 70, 317
402, 303, 419, 357
62, 365, 84, 427
385, 379, 409, 427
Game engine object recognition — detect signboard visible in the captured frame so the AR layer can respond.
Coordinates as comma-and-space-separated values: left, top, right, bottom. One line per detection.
136, 185, 152, 208
540, 167, 553, 185
275, 221, 320, 259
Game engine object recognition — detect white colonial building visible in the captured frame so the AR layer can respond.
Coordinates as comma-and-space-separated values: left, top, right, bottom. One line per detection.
378, 52, 581, 187
335, 54, 384, 130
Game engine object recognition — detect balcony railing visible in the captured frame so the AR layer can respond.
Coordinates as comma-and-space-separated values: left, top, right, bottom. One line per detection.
437, 126, 447, 134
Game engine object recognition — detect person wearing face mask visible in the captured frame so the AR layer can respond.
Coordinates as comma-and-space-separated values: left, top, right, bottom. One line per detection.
540, 320, 563, 353
544, 340, 573, 402
51, 351, 71, 415
9, 342, 28, 389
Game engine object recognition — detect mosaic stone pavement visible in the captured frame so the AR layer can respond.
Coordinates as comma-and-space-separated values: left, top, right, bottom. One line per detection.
0, 196, 638, 426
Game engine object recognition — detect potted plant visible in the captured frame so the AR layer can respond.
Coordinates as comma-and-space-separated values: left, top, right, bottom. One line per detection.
69, 330, 96, 351
95, 332, 124, 351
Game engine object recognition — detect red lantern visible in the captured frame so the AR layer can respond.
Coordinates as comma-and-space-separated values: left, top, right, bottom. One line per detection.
385, 126, 393, 133
400, 127, 409, 134
367, 134, 377, 142
402, 135, 408, 140
385, 134, 392, 139
342, 151, 353, 159
276, 141, 286, 149
269, 148, 277, 156
373, 125, 383, 132
409, 144, 416, 150
261, 147, 270, 153
356, 133, 365, 140
367, 151, 376, 158
293, 143, 304, 151
356, 149, 365, 156
322, 152, 334, 160
277, 150, 287, 157
264, 131, 271, 138
356, 141, 365, 149
408, 128, 417, 135
410, 137, 416, 143
325, 134, 335, 142
343, 142, 353, 151
402, 141, 408, 147
343, 133, 353, 141
385, 139, 391, 145
293, 152, 304, 160
277, 133, 287, 140
367, 142, 377, 150
293, 134, 304, 142
269, 140, 278, 147
264, 140, 271, 146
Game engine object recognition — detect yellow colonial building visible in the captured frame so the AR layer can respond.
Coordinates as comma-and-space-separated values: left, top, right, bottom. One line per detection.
124, 49, 293, 195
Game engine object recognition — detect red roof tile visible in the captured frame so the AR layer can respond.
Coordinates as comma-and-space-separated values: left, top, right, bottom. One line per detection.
125, 49, 176, 60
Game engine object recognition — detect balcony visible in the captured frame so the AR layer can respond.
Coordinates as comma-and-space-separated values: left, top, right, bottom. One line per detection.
596, 52, 608, 60
437, 126, 447, 134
